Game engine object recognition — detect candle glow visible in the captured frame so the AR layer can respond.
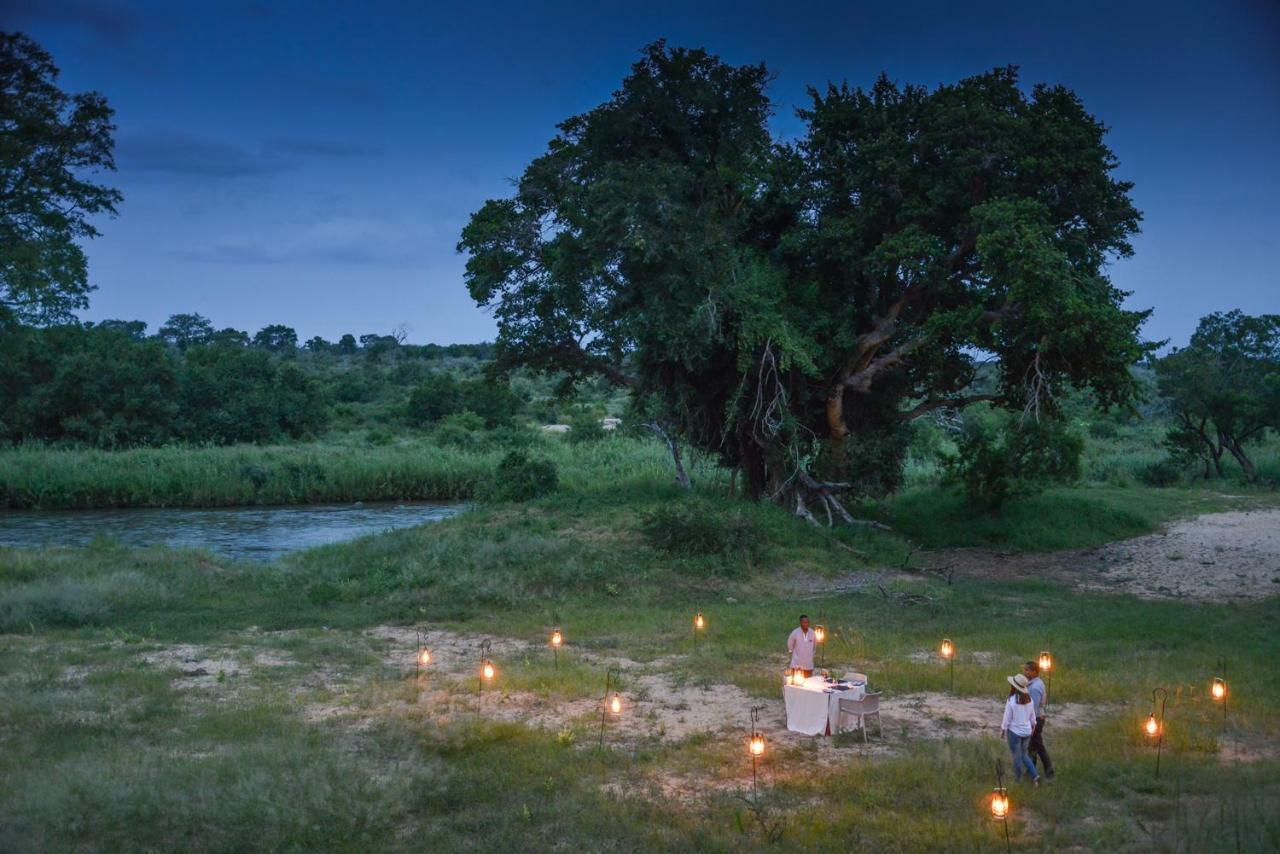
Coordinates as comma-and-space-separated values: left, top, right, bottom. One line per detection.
418, 649, 431, 666
991, 789, 1009, 819
749, 733, 766, 756
1038, 650, 1052, 671
550, 629, 563, 648
1211, 678, 1226, 701
1144, 713, 1159, 737
482, 660, 495, 681
940, 638, 954, 659
610, 692, 622, 715
694, 612, 705, 630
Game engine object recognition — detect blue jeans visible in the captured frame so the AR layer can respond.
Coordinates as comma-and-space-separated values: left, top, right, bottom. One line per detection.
1007, 730, 1039, 781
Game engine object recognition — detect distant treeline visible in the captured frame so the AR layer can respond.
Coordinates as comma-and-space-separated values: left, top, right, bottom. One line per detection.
0, 314, 499, 448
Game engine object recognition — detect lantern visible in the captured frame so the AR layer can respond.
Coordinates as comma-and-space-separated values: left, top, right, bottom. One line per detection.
1211, 677, 1226, 701
1144, 713, 1159, 738
1038, 650, 1052, 671
418, 649, 432, 666
482, 660, 496, 681
550, 628, 563, 648
609, 692, 622, 715
749, 733, 766, 756
940, 638, 954, 659
990, 787, 1009, 819
694, 612, 705, 630
814, 625, 826, 643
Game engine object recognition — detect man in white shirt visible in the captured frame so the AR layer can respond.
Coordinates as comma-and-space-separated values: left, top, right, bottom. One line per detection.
788, 614, 816, 676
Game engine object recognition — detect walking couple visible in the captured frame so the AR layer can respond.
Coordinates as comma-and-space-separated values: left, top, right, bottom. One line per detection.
1000, 660, 1055, 786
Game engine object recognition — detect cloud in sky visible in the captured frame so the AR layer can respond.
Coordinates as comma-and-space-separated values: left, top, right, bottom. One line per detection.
115, 130, 378, 178
0, 0, 142, 42
176, 216, 429, 266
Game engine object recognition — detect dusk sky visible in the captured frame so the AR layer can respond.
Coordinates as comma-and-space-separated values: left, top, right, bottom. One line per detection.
4, 0, 1277, 346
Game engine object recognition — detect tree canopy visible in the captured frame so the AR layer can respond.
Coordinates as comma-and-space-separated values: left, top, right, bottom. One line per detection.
1155, 310, 1280, 480
0, 32, 121, 324
460, 43, 1151, 516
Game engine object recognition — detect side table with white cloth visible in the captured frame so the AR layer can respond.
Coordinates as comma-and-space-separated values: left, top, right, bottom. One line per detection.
783, 675, 866, 735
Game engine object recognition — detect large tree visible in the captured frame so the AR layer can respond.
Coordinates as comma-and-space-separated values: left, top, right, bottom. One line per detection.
0, 32, 121, 324
460, 44, 1151, 518
1155, 311, 1280, 481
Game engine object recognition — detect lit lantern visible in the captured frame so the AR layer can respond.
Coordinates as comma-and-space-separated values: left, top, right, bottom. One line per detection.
1038, 650, 1052, 671
792, 669, 806, 686
749, 733, 766, 756
990, 787, 1009, 819
418, 649, 432, 666
1144, 713, 1160, 738
940, 638, 954, 659
1211, 677, 1226, 701
482, 659, 496, 682
814, 625, 826, 644
609, 692, 622, 716
694, 612, 705, 630
550, 628, 563, 648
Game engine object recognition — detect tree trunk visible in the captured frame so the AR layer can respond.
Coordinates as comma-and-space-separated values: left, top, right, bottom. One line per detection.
643, 422, 692, 490
1220, 432, 1257, 481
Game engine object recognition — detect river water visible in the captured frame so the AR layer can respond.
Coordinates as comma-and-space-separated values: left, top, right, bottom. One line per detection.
0, 501, 466, 562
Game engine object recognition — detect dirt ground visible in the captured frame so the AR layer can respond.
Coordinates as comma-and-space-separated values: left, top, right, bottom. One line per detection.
926, 509, 1280, 602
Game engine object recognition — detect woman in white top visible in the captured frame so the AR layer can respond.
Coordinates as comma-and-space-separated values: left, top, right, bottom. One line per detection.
1001, 674, 1041, 786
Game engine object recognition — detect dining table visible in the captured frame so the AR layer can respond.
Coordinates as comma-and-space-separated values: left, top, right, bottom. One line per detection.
783, 675, 867, 735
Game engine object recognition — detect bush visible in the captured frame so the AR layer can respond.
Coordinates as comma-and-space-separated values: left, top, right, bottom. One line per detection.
1138, 459, 1185, 487
945, 415, 1083, 510
434, 411, 486, 449
567, 412, 605, 444
481, 450, 558, 501
640, 501, 764, 564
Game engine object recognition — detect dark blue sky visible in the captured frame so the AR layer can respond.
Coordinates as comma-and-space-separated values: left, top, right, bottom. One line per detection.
6, 0, 1278, 345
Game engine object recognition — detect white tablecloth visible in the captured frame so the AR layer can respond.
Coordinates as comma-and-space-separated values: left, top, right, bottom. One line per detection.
784, 676, 866, 735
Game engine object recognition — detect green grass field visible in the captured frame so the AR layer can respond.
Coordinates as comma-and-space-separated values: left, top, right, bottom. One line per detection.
2, 438, 1278, 851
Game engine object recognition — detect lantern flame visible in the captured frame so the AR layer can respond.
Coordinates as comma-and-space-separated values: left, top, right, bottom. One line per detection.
750, 733, 766, 756
1144, 714, 1159, 737
418, 649, 431, 666
1038, 651, 1052, 671
814, 625, 826, 643
694, 613, 705, 630
482, 660, 495, 681
609, 692, 622, 715
1211, 678, 1226, 701
550, 629, 563, 648
991, 790, 1009, 819
940, 638, 954, 659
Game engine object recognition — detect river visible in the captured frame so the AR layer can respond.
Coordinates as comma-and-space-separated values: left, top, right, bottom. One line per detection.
0, 501, 466, 562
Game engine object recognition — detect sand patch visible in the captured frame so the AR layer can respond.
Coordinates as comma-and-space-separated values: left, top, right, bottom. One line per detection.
138, 643, 293, 689
928, 509, 1280, 602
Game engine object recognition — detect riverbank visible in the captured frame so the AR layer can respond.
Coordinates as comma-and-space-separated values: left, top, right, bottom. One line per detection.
2, 473, 1277, 850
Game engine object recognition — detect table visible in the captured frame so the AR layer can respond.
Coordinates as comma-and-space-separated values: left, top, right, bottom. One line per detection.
783, 676, 866, 735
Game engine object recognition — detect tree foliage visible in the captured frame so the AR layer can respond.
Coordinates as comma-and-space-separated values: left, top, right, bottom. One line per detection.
459, 43, 1150, 516
1154, 310, 1280, 480
0, 33, 122, 324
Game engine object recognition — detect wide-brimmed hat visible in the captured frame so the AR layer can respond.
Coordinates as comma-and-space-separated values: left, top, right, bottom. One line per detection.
1007, 674, 1030, 693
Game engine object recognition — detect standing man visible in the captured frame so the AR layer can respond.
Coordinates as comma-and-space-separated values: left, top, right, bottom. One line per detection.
788, 615, 816, 677
1023, 660, 1056, 780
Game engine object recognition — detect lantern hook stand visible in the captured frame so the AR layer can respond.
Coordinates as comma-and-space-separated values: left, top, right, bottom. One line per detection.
477, 639, 493, 717
599, 667, 622, 748
993, 760, 1011, 853
1150, 686, 1168, 779
749, 704, 766, 805
1040, 640, 1052, 715
415, 630, 429, 701
1215, 656, 1228, 731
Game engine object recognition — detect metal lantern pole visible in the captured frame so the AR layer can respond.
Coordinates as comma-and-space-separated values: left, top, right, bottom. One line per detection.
1214, 656, 1228, 730
1151, 686, 1168, 779
599, 667, 621, 748
1039, 643, 1053, 714
941, 637, 955, 693
749, 704, 766, 805
477, 639, 493, 715
993, 760, 1011, 854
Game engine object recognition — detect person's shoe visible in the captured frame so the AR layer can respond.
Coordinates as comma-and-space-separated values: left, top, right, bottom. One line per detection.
1033, 777, 1041, 788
